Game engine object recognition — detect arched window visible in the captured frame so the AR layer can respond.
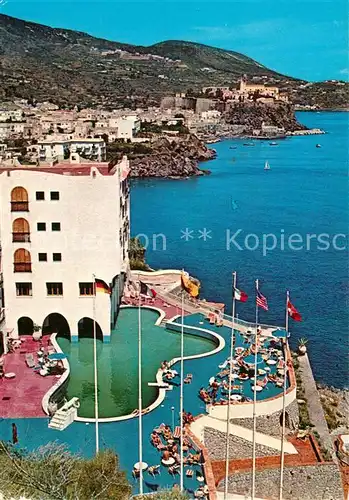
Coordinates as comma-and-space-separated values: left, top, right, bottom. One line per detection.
14, 248, 32, 273
12, 218, 30, 242
11, 187, 29, 212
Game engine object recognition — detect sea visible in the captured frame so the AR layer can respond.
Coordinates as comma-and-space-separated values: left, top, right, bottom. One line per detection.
131, 111, 349, 388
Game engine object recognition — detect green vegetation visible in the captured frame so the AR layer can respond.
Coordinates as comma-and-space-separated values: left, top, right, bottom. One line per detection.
0, 442, 131, 499
106, 140, 152, 162
292, 352, 313, 430
139, 492, 188, 499
129, 237, 151, 271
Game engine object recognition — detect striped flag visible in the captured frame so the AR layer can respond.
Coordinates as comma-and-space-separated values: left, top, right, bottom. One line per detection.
256, 289, 268, 310
95, 278, 111, 294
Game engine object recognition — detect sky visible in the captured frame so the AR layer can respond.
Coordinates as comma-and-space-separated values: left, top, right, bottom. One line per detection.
1, 0, 348, 82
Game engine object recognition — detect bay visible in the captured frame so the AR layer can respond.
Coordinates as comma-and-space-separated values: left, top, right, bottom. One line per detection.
131, 111, 349, 388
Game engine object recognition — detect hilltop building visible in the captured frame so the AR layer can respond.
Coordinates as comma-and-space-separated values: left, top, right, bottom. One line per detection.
0, 156, 130, 352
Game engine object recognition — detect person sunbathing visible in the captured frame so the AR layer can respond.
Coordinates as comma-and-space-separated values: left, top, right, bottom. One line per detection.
163, 425, 173, 441
151, 432, 161, 446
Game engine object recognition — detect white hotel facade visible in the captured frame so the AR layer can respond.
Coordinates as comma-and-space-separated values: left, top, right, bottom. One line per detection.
0, 156, 130, 351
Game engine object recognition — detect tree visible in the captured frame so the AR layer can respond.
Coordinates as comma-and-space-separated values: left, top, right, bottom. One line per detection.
0, 441, 131, 500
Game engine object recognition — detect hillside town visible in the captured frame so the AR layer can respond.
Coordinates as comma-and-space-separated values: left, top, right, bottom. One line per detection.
0, 77, 324, 169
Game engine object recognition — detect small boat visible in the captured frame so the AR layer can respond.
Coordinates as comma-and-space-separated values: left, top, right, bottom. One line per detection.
316, 144, 322, 148
230, 146, 237, 150
269, 142, 278, 146
264, 161, 271, 171
243, 143, 255, 147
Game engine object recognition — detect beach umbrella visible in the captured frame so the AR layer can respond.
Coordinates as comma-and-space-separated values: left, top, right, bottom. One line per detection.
48, 353, 67, 360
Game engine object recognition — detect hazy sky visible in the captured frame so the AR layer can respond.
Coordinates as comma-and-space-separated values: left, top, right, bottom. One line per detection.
1, 0, 348, 81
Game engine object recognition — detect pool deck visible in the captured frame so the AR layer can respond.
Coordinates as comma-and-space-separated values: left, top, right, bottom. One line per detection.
0, 336, 58, 418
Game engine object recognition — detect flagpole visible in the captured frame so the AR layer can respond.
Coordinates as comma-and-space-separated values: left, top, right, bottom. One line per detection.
93, 274, 99, 455
224, 271, 237, 500
138, 289, 144, 495
180, 289, 184, 491
252, 279, 259, 500
279, 290, 289, 500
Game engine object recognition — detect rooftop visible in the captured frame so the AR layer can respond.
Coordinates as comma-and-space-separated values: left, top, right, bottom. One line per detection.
0, 160, 122, 177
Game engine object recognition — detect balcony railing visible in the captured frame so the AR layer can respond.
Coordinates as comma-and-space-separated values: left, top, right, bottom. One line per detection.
14, 262, 32, 272
11, 201, 29, 212
12, 232, 31, 243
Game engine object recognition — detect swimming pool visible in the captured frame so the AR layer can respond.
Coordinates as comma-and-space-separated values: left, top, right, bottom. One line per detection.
57, 307, 217, 418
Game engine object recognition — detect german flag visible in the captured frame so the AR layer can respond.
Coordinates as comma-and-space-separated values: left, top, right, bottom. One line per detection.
95, 278, 111, 294
181, 272, 200, 298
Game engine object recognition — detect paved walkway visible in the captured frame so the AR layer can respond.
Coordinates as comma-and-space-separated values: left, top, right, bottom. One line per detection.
1, 336, 57, 418
191, 415, 298, 454
298, 353, 337, 462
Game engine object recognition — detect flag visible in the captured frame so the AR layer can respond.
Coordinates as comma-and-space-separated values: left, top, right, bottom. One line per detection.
287, 299, 302, 321
256, 289, 268, 310
181, 272, 200, 298
233, 286, 248, 302
140, 281, 157, 298
95, 278, 111, 294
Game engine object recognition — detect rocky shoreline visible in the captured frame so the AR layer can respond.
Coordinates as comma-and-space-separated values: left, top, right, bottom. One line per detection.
129, 134, 216, 178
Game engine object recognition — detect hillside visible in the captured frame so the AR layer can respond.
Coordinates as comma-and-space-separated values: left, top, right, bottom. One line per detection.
0, 14, 347, 109
0, 14, 288, 108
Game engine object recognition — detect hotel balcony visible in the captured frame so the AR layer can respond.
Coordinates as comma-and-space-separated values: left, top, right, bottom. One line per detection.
11, 201, 29, 212
14, 262, 32, 273
12, 232, 31, 243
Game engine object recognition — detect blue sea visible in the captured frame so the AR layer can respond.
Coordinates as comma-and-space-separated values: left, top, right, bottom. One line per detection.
131, 112, 349, 388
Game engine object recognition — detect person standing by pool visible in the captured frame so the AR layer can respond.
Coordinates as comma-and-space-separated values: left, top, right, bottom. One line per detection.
11, 423, 18, 445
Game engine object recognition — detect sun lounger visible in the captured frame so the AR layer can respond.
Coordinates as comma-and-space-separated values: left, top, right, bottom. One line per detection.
25, 353, 35, 368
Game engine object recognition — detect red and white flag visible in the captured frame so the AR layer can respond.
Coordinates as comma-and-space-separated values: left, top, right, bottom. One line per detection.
233, 286, 248, 302
287, 299, 302, 321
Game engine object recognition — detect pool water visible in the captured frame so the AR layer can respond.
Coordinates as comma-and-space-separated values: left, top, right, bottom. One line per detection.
57, 308, 216, 418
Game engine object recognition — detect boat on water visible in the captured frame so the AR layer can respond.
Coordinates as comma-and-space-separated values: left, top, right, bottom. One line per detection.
269, 142, 278, 146
316, 144, 322, 148
264, 161, 271, 171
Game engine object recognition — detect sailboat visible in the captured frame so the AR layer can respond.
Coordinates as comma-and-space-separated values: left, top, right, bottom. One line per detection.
264, 161, 270, 171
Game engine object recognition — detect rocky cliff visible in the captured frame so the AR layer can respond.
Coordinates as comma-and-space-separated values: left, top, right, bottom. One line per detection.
225, 102, 307, 133
129, 134, 215, 178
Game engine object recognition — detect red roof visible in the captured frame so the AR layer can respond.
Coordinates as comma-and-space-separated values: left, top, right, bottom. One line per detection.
0, 162, 116, 177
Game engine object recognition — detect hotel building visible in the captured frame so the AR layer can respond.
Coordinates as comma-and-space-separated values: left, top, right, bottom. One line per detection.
0, 155, 130, 352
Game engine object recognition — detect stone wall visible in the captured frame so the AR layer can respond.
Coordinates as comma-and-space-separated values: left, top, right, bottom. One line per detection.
220, 463, 343, 500
204, 427, 278, 460
231, 399, 299, 437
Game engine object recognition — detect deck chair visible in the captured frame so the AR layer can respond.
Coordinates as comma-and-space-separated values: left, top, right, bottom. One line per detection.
25, 353, 35, 368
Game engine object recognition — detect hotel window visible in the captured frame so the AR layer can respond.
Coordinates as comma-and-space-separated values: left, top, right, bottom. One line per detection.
36, 191, 45, 201
11, 186, 29, 212
79, 282, 94, 296
46, 282, 63, 296
37, 222, 46, 231
38, 253, 47, 262
51, 222, 61, 231
16, 282, 32, 297
12, 218, 30, 242
50, 191, 60, 200
53, 253, 62, 262
13, 248, 32, 273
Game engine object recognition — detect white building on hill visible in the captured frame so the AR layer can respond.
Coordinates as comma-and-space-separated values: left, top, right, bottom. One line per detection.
37, 138, 106, 162
0, 156, 130, 351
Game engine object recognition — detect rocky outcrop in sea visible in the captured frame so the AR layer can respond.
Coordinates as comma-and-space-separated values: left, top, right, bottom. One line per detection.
225, 102, 307, 133
129, 134, 216, 178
